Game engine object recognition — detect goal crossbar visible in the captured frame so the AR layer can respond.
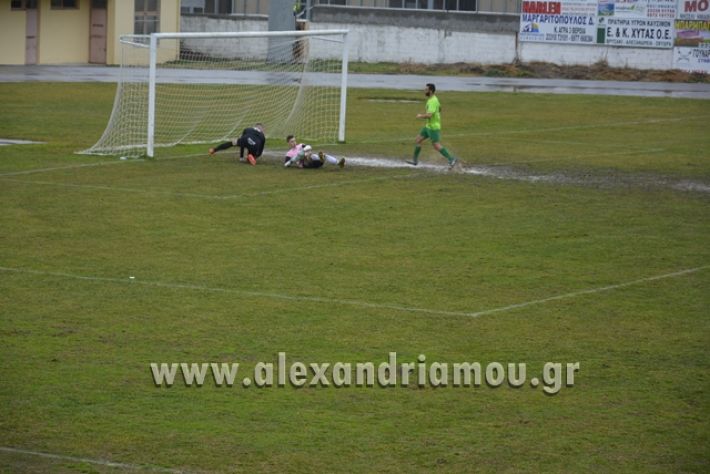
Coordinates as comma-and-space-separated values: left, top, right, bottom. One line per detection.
149, 30, 350, 40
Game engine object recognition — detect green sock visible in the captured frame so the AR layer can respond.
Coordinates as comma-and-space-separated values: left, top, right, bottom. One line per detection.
413, 145, 421, 163
440, 147, 453, 163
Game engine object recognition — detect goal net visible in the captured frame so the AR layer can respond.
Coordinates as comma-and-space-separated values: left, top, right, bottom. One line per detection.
80, 30, 349, 158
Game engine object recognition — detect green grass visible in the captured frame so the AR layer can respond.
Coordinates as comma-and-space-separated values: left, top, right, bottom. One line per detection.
0, 83, 709, 473
347, 61, 710, 83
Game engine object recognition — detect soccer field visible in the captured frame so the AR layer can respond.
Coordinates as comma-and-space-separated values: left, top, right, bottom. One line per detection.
0, 83, 709, 472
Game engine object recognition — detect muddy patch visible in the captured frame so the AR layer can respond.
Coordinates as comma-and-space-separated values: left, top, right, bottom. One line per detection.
345, 156, 710, 194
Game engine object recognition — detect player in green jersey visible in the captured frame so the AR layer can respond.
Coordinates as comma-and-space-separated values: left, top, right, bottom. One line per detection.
407, 83, 458, 169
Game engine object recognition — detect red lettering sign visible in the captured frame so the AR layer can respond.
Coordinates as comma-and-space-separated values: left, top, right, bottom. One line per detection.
522, 1, 562, 14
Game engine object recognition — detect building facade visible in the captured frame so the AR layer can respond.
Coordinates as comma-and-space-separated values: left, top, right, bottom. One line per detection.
0, 0, 180, 65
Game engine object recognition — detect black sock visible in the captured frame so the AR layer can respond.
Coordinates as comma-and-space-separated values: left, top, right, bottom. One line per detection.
214, 141, 233, 152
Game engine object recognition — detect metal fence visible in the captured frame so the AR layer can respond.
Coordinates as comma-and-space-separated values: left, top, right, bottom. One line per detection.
182, 0, 522, 16
313, 0, 521, 14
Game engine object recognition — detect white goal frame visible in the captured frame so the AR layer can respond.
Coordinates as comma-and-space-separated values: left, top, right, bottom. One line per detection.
86, 29, 349, 158
147, 30, 349, 158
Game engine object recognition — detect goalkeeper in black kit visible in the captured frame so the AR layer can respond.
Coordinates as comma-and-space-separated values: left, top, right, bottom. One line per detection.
208, 123, 266, 166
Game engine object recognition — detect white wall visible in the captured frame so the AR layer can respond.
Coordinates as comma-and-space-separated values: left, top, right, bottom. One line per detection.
518, 43, 673, 70
312, 22, 517, 64
181, 17, 268, 58
182, 15, 676, 70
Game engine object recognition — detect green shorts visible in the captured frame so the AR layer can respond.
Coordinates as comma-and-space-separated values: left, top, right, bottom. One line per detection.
419, 127, 441, 143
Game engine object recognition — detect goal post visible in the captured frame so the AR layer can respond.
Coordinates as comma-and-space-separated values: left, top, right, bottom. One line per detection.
80, 29, 350, 158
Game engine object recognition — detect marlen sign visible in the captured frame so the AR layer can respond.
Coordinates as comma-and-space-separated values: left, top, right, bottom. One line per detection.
522, 1, 562, 14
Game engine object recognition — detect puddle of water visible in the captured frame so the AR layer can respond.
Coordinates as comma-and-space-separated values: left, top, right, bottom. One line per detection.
0, 139, 45, 146
344, 156, 710, 193
365, 99, 420, 103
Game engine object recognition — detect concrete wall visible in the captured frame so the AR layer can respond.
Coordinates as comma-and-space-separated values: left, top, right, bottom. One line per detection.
313, 21, 517, 64
181, 7, 677, 70
181, 16, 269, 58
182, 14, 268, 35
182, 11, 516, 63
311, 6, 520, 34
518, 42, 673, 70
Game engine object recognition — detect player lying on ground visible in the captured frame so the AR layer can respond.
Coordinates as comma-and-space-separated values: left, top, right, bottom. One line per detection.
283, 135, 345, 169
407, 83, 458, 169
208, 123, 266, 166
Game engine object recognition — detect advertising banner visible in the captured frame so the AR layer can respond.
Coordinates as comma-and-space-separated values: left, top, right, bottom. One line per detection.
596, 0, 676, 47
520, 0, 678, 48
520, 0, 598, 44
673, 16, 710, 71
677, 0, 710, 20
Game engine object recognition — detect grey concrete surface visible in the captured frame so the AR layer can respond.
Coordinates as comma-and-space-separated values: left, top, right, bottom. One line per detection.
0, 65, 708, 99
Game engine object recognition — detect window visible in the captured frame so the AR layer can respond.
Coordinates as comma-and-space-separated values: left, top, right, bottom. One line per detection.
135, 0, 161, 35
458, 0, 475, 10
12, 0, 38, 9
51, 0, 78, 8
204, 0, 234, 13
203, 0, 234, 15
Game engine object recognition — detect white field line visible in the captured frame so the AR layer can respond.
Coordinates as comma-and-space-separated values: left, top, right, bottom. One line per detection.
0, 173, 419, 200
0, 446, 187, 473
0, 266, 476, 318
0, 265, 706, 319
465, 265, 710, 318
0, 151, 211, 178
0, 160, 125, 177
3, 114, 702, 178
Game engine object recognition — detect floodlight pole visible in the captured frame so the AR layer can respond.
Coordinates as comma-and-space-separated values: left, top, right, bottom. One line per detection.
147, 33, 158, 158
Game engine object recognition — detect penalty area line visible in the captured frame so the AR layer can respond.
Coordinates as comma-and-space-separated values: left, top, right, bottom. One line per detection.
0, 173, 419, 200
0, 265, 707, 319
0, 266, 476, 318
0, 446, 187, 473
0, 151, 210, 178
0, 160, 125, 177
466, 265, 710, 318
